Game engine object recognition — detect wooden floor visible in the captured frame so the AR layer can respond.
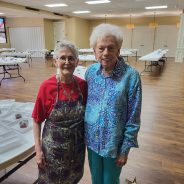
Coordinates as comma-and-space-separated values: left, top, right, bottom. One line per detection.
0, 57, 184, 184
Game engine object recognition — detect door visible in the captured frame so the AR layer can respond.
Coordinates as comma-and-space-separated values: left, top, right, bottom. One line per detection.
53, 21, 66, 46
132, 26, 154, 56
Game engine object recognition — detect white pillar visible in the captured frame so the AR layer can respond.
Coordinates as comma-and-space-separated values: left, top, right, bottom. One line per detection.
175, 12, 184, 62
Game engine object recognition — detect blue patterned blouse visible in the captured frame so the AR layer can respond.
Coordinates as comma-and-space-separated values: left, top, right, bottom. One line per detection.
84, 58, 142, 158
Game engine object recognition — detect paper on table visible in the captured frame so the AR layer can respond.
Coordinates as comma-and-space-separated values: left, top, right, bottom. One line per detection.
1, 111, 31, 122
0, 131, 20, 143
0, 126, 9, 135
0, 136, 23, 153
0, 99, 15, 106
10, 102, 34, 112
0, 128, 23, 153
0, 119, 18, 127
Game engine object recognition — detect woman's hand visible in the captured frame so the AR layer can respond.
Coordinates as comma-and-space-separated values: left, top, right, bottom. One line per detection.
33, 120, 45, 169
115, 154, 128, 167
36, 148, 46, 169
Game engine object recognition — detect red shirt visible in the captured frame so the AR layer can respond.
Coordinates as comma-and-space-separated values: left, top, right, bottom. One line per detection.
32, 75, 87, 124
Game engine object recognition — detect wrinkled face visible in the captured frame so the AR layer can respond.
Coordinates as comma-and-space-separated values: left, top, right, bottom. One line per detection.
55, 48, 78, 78
94, 36, 120, 71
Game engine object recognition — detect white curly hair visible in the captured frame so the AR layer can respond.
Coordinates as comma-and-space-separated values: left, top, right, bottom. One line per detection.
53, 40, 78, 60
90, 23, 123, 49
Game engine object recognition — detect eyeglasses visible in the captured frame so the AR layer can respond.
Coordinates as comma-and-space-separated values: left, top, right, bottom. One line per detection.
57, 56, 76, 62
96, 46, 117, 53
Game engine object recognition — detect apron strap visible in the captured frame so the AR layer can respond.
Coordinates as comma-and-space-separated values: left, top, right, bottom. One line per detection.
73, 76, 84, 103
56, 80, 60, 103
56, 76, 83, 103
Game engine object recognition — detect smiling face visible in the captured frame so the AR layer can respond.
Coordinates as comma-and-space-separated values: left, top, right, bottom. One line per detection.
54, 48, 78, 81
94, 35, 120, 72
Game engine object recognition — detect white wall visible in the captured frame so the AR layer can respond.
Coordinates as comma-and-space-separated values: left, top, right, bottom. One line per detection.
133, 26, 155, 56
154, 25, 178, 57
121, 25, 179, 57
9, 27, 44, 57
8, 24, 178, 58
122, 28, 132, 48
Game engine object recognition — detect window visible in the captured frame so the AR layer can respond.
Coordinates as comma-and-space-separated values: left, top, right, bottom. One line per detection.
0, 18, 7, 44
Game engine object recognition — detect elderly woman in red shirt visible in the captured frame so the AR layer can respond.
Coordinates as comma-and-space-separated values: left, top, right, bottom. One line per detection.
32, 40, 87, 184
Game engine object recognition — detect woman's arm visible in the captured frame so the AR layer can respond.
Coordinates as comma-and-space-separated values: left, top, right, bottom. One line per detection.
118, 72, 142, 166
33, 119, 46, 169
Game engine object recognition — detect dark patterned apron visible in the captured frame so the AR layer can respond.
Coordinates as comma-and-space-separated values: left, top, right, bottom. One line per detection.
38, 78, 85, 184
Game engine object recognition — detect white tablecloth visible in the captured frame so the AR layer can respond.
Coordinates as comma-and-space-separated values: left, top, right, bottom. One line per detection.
0, 48, 15, 53
0, 57, 27, 65
139, 49, 168, 62
1, 52, 31, 58
74, 66, 87, 79
79, 54, 96, 62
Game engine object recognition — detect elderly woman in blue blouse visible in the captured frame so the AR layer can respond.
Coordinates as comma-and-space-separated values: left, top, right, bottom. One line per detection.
85, 23, 142, 184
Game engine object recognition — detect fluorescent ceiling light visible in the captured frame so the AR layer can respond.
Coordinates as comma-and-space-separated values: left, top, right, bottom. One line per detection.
73, 11, 90, 14
45, 4, 67, 7
85, 0, 111, 4
0, 13, 5, 14
145, 5, 167, 10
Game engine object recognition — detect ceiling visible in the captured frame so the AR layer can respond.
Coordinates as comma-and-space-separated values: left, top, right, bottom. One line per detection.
0, 0, 183, 19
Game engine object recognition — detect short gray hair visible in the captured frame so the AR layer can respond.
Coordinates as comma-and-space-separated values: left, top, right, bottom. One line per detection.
90, 23, 123, 49
53, 40, 79, 59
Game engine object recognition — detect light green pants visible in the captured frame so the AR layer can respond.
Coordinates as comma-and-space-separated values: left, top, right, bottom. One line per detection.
88, 148, 122, 184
